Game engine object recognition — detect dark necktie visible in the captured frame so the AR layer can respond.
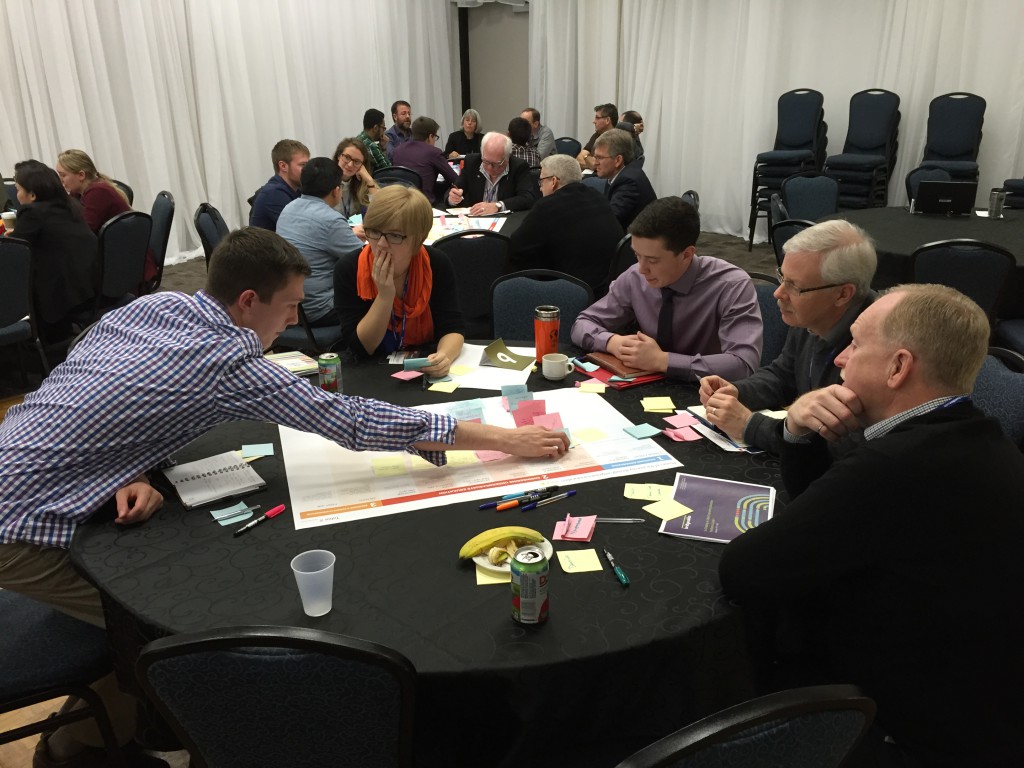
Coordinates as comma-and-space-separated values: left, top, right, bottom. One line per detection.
657, 287, 675, 349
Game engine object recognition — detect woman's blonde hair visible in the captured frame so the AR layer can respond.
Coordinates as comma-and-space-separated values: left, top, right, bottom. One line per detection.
57, 149, 130, 204
363, 186, 432, 247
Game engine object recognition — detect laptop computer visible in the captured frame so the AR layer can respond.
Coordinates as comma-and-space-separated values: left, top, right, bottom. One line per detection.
913, 180, 977, 216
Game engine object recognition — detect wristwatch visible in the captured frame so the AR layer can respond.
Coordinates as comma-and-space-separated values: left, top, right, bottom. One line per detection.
496, 201, 506, 213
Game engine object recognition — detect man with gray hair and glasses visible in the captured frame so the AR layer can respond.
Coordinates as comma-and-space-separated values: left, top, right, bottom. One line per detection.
700, 219, 877, 453
506, 154, 623, 292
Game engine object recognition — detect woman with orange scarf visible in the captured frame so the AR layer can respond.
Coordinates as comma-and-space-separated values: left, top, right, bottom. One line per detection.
334, 185, 464, 377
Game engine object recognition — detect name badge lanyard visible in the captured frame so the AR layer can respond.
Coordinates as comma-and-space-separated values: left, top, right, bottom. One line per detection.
387, 275, 410, 351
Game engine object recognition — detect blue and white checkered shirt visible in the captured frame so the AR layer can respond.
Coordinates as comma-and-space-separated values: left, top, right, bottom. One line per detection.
0, 291, 457, 549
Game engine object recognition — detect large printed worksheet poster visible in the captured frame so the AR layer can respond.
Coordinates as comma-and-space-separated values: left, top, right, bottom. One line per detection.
281, 390, 682, 529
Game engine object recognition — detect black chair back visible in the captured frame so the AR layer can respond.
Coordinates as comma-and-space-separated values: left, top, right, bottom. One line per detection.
145, 190, 175, 293
432, 231, 509, 338
614, 684, 875, 768
905, 167, 951, 204
911, 238, 1015, 320
97, 210, 152, 304
137, 626, 416, 768
972, 346, 1024, 448
490, 269, 594, 342
194, 202, 230, 269
373, 166, 423, 190
274, 303, 343, 356
554, 137, 582, 157
111, 179, 134, 205
770, 219, 815, 267
0, 237, 50, 379
681, 189, 700, 211
781, 172, 839, 222
924, 92, 986, 163
603, 233, 635, 290
748, 271, 786, 366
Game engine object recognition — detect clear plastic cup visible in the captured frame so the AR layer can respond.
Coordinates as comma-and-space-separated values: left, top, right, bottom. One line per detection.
290, 550, 336, 617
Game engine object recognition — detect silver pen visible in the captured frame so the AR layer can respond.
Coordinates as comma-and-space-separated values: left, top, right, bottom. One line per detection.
595, 517, 645, 524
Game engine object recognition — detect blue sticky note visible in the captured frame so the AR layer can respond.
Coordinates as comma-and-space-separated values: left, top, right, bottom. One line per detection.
624, 423, 662, 439
501, 384, 529, 397
609, 375, 629, 382
427, 375, 453, 383
210, 501, 254, 527
574, 358, 600, 372
241, 443, 274, 459
506, 391, 534, 412
403, 358, 431, 371
348, 214, 363, 225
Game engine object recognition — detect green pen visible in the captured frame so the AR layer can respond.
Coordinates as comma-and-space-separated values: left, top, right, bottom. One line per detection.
602, 547, 630, 588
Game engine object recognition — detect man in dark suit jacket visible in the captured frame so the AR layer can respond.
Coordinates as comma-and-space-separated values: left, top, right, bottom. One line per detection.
506, 154, 623, 292
719, 284, 1024, 768
447, 132, 537, 214
594, 128, 656, 229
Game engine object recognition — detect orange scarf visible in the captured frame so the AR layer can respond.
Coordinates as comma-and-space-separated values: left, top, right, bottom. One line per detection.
355, 244, 435, 347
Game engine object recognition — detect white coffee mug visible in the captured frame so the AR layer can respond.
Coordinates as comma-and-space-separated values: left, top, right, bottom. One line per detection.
542, 353, 575, 381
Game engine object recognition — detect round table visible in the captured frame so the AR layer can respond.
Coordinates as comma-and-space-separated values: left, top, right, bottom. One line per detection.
72, 362, 782, 767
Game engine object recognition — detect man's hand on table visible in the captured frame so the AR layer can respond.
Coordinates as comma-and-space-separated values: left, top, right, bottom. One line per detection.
115, 477, 164, 525
420, 351, 452, 378
502, 426, 571, 459
608, 332, 668, 372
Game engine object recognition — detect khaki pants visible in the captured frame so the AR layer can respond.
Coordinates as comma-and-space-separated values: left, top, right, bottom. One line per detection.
0, 542, 137, 747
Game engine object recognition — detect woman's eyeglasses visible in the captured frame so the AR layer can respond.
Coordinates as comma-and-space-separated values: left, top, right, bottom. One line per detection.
364, 228, 408, 245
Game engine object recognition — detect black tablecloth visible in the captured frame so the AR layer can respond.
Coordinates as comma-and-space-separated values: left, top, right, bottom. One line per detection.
824, 207, 1024, 317
72, 358, 783, 767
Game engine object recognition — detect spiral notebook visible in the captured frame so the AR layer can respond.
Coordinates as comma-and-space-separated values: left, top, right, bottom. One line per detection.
161, 451, 266, 509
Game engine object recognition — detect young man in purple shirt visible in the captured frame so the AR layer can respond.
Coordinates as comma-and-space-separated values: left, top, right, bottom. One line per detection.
571, 197, 762, 381
392, 116, 460, 205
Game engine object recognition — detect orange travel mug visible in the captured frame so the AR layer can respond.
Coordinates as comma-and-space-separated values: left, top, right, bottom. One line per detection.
534, 305, 560, 362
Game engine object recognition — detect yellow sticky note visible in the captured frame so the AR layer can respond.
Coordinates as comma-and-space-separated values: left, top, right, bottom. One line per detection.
371, 456, 407, 477
449, 364, 474, 376
476, 565, 511, 585
446, 450, 479, 466
556, 549, 604, 573
429, 380, 461, 393
578, 381, 607, 393
572, 427, 608, 444
642, 396, 676, 411
409, 455, 435, 472
623, 483, 674, 501
643, 498, 693, 521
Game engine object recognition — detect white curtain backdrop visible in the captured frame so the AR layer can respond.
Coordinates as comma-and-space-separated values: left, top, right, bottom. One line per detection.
529, 0, 1024, 240
0, 0, 459, 262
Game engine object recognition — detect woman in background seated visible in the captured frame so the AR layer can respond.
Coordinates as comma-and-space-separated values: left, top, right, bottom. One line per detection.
55, 149, 131, 233
444, 109, 482, 159
334, 186, 463, 377
332, 138, 373, 227
10, 160, 98, 343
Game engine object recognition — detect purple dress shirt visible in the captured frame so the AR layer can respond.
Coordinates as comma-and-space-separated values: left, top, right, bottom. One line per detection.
392, 140, 461, 204
570, 255, 763, 381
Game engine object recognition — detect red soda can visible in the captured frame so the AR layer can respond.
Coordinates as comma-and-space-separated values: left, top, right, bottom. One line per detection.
534, 305, 559, 363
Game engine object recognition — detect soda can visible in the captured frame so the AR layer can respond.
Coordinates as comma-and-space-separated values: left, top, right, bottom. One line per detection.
511, 545, 549, 625
318, 353, 341, 393
534, 305, 560, 363
989, 187, 1006, 219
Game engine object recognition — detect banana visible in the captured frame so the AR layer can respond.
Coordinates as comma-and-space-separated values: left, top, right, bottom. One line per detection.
459, 526, 544, 559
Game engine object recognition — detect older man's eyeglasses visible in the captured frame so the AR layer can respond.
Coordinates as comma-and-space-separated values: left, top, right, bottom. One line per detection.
481, 157, 507, 170
364, 228, 408, 245
775, 268, 842, 295
538, 175, 557, 184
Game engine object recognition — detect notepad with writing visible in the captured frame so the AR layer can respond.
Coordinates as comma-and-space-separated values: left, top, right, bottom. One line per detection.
161, 451, 266, 509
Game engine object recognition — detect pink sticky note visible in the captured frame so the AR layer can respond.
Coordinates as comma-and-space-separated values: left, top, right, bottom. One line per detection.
512, 399, 547, 427
664, 413, 699, 429
532, 412, 564, 431
391, 370, 423, 381
664, 426, 703, 441
475, 450, 510, 462
553, 514, 596, 542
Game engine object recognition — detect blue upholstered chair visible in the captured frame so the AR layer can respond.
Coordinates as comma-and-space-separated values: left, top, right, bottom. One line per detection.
917, 92, 986, 182
681, 189, 700, 211
373, 166, 422, 191
749, 271, 786, 367
769, 219, 815, 268
602, 233, 636, 293
1003, 178, 1024, 209
613, 684, 875, 768
136, 626, 416, 768
194, 202, 229, 270
747, 89, 827, 248
780, 173, 840, 223
554, 136, 582, 157
144, 190, 175, 294
972, 347, 1024, 448
0, 590, 127, 767
490, 269, 594, 343
911, 238, 1014, 321
905, 167, 951, 207
432, 232, 509, 339
823, 89, 901, 208
273, 303, 343, 356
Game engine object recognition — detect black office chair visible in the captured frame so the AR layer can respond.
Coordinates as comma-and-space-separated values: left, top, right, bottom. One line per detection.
144, 190, 175, 294
111, 179, 134, 205
554, 136, 582, 157
748, 271, 786, 366
747, 88, 827, 249
194, 202, 230, 269
905, 167, 951, 207
373, 166, 422, 190
911, 238, 1015, 321
972, 346, 1024, 448
823, 88, 901, 208
780, 172, 840, 222
72, 210, 152, 327
136, 625, 416, 768
0, 591, 127, 767
432, 232, 509, 338
770, 219, 815, 267
1003, 178, 1024, 209
680, 189, 700, 211
0, 237, 51, 383
614, 684, 875, 768
273, 303, 343, 356
917, 92, 986, 182
490, 269, 594, 342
